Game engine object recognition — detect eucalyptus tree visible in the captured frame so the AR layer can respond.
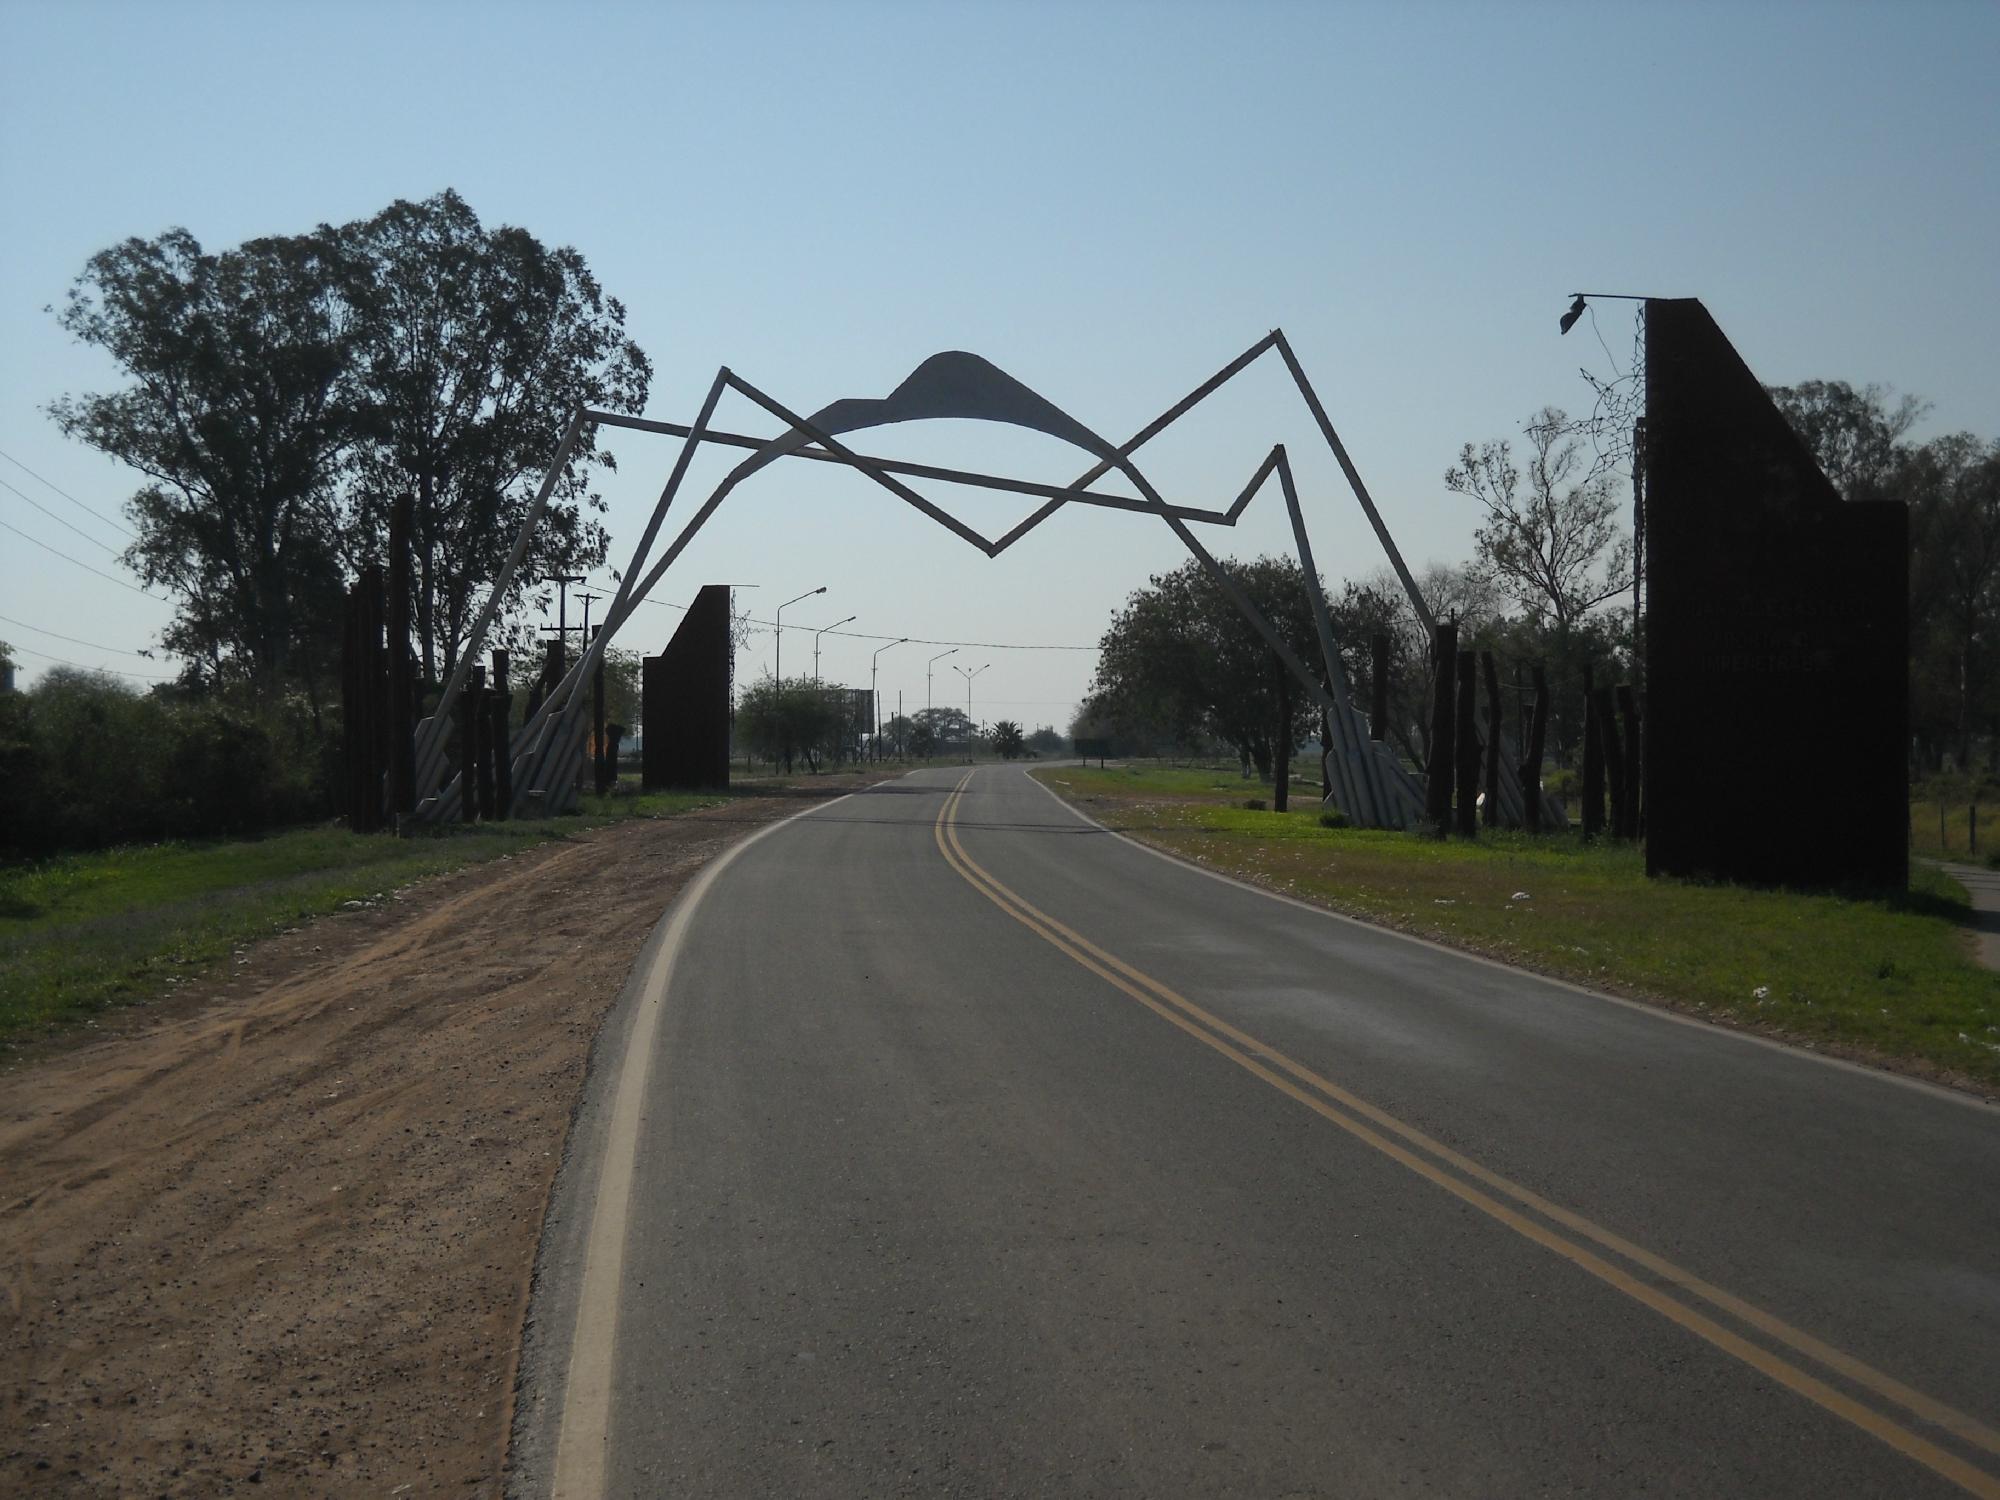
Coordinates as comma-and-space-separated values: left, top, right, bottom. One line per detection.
49, 226, 360, 697
340, 190, 653, 682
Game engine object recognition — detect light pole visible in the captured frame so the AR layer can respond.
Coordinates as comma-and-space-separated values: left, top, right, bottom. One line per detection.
871, 637, 908, 759
953, 662, 990, 761
926, 648, 957, 759
813, 615, 856, 686
774, 585, 825, 682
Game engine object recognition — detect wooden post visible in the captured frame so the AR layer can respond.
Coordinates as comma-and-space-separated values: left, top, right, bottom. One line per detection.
387, 494, 416, 820
460, 666, 485, 822
1319, 708, 1333, 801
1480, 650, 1502, 829
1617, 684, 1643, 840
1595, 685, 1627, 840
591, 628, 609, 796
1425, 621, 1457, 834
491, 690, 513, 821
1369, 632, 1390, 740
1455, 648, 1479, 838
474, 669, 497, 821
1522, 663, 1550, 835
1273, 655, 1292, 814
1582, 668, 1605, 840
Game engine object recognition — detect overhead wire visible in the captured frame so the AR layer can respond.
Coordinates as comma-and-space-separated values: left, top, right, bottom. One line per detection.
6, 642, 172, 681
0, 610, 162, 659
0, 474, 125, 555
625, 593, 1098, 651
0, 516, 165, 598
0, 447, 136, 538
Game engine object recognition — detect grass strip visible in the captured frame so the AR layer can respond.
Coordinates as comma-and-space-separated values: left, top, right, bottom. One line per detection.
0, 788, 727, 1046
1036, 764, 2000, 1091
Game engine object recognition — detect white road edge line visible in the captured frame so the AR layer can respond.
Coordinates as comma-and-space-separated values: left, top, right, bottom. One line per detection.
549, 788, 867, 1499
1018, 765, 1999, 1114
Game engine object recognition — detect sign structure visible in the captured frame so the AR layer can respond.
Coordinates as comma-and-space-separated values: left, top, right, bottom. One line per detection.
1644, 298, 1907, 887
413, 331, 1563, 830
642, 583, 733, 791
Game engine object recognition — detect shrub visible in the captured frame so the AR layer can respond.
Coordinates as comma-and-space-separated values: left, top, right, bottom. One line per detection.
1, 669, 333, 858
1243, 797, 1267, 811
1318, 808, 1349, 829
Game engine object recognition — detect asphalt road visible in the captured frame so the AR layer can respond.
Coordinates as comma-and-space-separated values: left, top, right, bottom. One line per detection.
517, 765, 2000, 1499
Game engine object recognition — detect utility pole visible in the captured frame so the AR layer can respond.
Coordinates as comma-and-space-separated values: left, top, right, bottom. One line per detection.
537, 573, 588, 671
813, 615, 856, 686
872, 637, 908, 759
954, 662, 990, 761
775, 585, 825, 683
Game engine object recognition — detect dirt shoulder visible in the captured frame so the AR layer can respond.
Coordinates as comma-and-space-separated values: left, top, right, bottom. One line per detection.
0, 792, 835, 1495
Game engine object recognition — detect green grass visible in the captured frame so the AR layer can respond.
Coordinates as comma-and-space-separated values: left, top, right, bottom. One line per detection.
1909, 799, 2000, 863
0, 785, 729, 1047
1038, 765, 2000, 1090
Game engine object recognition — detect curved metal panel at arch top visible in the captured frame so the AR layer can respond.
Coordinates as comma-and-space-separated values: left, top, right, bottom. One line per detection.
719, 349, 1131, 500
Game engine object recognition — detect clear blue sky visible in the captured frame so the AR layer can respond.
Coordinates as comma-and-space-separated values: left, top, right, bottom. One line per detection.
3, 0, 1995, 726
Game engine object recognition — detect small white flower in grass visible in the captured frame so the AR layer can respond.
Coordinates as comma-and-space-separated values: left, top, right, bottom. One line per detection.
1752, 985, 1771, 1000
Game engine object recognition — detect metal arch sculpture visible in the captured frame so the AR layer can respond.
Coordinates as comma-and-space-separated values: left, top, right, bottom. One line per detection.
409, 330, 1563, 831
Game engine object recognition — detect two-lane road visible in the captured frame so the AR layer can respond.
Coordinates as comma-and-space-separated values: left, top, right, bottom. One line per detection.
516, 765, 2000, 1498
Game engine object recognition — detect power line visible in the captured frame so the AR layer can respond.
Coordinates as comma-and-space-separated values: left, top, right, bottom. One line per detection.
627, 592, 1098, 652
0, 516, 166, 599
0, 610, 161, 659
0, 447, 136, 538
7, 642, 172, 681
0, 475, 124, 555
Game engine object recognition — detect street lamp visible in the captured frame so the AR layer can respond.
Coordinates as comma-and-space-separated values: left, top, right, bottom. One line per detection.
813, 616, 856, 686
871, 637, 908, 760
953, 662, 991, 761
925, 648, 958, 759
774, 585, 825, 682
927, 648, 957, 716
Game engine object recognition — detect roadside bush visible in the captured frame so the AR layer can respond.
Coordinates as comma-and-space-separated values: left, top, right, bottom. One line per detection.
1, 669, 333, 858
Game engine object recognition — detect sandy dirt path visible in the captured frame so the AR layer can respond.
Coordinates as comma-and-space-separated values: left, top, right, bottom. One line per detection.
0, 793, 832, 1495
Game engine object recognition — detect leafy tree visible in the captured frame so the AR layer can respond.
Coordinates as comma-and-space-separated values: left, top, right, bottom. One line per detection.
1900, 434, 2000, 765
1025, 724, 1065, 756
991, 719, 1025, 759
1088, 555, 1323, 777
49, 226, 359, 699
1766, 379, 1928, 500
913, 705, 974, 756
1444, 407, 1632, 634
736, 675, 837, 773
342, 190, 652, 681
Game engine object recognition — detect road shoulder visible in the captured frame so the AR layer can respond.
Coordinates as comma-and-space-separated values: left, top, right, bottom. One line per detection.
0, 793, 836, 1495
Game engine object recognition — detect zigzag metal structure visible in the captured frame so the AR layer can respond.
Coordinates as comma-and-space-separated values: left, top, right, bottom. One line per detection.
410, 330, 1563, 832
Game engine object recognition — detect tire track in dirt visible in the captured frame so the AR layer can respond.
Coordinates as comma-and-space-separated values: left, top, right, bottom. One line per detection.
0, 796, 828, 1495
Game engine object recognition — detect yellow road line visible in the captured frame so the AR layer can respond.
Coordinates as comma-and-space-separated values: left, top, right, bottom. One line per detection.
934, 771, 2000, 1500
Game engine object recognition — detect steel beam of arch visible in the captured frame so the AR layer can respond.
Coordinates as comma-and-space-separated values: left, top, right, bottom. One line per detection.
582, 410, 1233, 526
1274, 447, 1381, 826
415, 406, 588, 793
1271, 328, 1434, 639
531, 374, 729, 740
504, 372, 734, 814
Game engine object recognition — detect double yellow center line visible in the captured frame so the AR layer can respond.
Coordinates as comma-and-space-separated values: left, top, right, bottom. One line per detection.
934, 769, 2000, 1499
